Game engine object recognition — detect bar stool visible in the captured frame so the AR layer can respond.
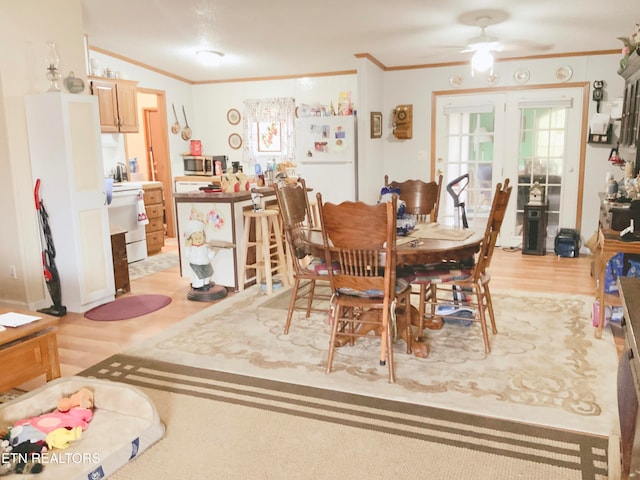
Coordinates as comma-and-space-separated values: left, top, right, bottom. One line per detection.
240, 208, 289, 294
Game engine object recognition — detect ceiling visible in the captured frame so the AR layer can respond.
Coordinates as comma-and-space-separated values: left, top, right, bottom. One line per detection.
82, 0, 635, 84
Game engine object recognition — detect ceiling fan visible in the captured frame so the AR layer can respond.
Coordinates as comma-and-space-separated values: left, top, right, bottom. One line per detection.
461, 14, 504, 75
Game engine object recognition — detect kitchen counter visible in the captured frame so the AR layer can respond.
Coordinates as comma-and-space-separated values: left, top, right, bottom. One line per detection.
173, 187, 273, 201
174, 188, 277, 291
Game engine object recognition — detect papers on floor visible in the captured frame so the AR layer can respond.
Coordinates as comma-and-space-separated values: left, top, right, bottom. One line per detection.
0, 312, 41, 328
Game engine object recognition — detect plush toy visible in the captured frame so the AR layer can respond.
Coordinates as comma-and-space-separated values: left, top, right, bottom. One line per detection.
57, 388, 94, 412
14, 407, 93, 434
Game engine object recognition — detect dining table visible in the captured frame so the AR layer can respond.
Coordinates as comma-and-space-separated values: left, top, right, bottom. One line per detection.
301, 223, 484, 357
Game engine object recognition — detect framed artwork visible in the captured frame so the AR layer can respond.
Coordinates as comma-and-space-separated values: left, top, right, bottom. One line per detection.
370, 112, 382, 138
228, 133, 242, 150
226, 108, 241, 125
257, 121, 281, 152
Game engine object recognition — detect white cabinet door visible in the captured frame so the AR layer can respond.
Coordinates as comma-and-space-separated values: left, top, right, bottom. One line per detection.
25, 94, 115, 312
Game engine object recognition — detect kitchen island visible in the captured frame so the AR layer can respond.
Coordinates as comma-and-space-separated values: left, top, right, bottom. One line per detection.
174, 188, 276, 291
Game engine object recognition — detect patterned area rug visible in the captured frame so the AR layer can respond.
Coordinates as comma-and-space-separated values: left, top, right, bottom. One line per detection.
79, 354, 609, 480
123, 284, 620, 439
128, 251, 179, 281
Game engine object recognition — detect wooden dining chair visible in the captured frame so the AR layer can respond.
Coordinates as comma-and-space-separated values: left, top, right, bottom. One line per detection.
274, 178, 330, 334
317, 193, 411, 383
417, 179, 512, 353
384, 174, 443, 329
384, 174, 443, 223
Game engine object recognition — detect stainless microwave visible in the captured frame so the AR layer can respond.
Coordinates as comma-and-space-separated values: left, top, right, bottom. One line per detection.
183, 155, 213, 176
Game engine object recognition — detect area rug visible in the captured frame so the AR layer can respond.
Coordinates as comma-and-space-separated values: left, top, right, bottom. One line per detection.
80, 354, 609, 480
84, 294, 171, 321
122, 284, 620, 440
128, 251, 179, 281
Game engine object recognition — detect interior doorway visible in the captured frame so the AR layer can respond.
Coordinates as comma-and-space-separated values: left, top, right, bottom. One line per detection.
125, 89, 176, 238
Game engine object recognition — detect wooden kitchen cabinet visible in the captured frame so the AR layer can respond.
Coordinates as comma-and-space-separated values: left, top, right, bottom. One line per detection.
89, 77, 139, 133
143, 183, 165, 254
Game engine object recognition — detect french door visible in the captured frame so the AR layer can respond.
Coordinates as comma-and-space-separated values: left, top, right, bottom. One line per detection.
434, 88, 585, 248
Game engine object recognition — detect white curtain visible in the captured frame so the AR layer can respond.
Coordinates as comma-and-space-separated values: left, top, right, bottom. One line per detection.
242, 97, 296, 172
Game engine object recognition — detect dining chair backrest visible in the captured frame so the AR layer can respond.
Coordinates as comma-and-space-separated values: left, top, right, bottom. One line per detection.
274, 178, 314, 262
473, 178, 512, 279
274, 178, 314, 228
384, 174, 443, 223
316, 193, 398, 296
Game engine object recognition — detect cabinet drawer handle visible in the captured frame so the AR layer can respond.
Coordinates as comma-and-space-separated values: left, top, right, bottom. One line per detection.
629, 348, 634, 360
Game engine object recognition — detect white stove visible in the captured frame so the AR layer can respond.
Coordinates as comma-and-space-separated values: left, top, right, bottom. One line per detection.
107, 181, 148, 263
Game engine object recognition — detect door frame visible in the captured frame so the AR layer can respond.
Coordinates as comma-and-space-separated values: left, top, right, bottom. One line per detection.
430, 82, 590, 242
137, 88, 176, 238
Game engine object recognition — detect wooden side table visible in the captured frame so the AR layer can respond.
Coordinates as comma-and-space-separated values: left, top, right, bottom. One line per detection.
0, 308, 61, 392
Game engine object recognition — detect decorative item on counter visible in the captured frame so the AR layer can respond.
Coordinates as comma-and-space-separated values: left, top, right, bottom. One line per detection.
63, 71, 84, 94
608, 146, 625, 167
45, 41, 62, 92
190, 139, 202, 156
528, 182, 545, 205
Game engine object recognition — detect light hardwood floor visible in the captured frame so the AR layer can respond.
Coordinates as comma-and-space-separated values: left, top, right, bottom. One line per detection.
17, 239, 603, 392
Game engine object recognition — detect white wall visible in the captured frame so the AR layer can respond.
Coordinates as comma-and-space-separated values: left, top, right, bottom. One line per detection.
0, 0, 87, 308
93, 50, 625, 242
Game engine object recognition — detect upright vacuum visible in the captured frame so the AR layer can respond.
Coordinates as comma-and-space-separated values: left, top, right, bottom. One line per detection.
34, 179, 66, 317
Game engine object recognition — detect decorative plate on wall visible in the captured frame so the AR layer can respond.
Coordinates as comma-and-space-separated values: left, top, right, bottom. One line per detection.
228, 133, 242, 149
449, 74, 463, 88
513, 69, 530, 85
226, 108, 241, 125
556, 65, 573, 82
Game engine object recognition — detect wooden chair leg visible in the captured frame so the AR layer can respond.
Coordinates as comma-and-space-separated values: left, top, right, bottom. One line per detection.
483, 284, 498, 334
305, 279, 316, 318
283, 277, 301, 335
418, 284, 427, 340
474, 286, 491, 354
326, 304, 342, 374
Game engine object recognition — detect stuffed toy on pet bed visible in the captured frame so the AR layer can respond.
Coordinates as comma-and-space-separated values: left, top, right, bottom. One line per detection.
0, 377, 164, 479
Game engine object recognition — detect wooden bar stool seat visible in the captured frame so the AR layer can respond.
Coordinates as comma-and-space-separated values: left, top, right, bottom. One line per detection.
240, 208, 289, 294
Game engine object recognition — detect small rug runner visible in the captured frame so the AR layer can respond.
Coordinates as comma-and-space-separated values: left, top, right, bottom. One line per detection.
80, 353, 609, 480
84, 294, 171, 321
128, 251, 179, 281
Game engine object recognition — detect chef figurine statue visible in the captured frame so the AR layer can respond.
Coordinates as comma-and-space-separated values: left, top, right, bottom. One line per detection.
183, 207, 228, 301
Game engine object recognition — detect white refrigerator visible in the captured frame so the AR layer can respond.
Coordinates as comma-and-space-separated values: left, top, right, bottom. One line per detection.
295, 115, 357, 204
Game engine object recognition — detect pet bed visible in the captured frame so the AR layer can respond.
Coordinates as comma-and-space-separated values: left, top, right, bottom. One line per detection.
0, 376, 164, 479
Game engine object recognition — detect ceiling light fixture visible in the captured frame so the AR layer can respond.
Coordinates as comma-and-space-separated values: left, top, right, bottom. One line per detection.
196, 49, 224, 66
471, 46, 494, 75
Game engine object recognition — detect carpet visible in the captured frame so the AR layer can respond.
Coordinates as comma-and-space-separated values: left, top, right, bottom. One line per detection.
122, 284, 620, 439
79, 353, 610, 480
128, 251, 179, 281
84, 294, 171, 321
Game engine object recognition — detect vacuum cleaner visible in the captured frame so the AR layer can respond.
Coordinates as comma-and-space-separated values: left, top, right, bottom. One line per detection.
34, 179, 66, 317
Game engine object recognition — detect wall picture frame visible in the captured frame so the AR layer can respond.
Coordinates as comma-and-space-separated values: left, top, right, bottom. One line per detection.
371, 112, 382, 138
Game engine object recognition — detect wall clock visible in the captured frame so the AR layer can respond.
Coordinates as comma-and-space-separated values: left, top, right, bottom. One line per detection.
228, 133, 242, 149
226, 108, 241, 125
